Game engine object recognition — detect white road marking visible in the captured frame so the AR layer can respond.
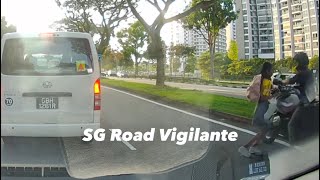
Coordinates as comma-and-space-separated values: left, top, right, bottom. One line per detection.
108, 129, 137, 151
103, 86, 291, 147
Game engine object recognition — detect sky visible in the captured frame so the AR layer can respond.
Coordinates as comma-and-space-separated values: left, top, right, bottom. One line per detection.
1, 0, 188, 48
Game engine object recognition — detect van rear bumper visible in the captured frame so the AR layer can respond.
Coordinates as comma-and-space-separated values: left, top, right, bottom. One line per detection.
1, 123, 100, 137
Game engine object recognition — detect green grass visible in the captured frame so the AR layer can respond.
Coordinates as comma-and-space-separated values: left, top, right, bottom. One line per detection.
102, 79, 256, 119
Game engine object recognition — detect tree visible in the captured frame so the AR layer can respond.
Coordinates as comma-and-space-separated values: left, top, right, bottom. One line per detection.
185, 54, 197, 73
309, 55, 319, 70
274, 57, 296, 73
227, 58, 272, 80
198, 51, 233, 79
169, 44, 196, 75
214, 53, 231, 78
1, 16, 16, 39
227, 40, 238, 61
53, 0, 130, 54
127, 0, 215, 86
117, 21, 148, 76
198, 51, 211, 80
101, 47, 133, 71
184, 0, 238, 79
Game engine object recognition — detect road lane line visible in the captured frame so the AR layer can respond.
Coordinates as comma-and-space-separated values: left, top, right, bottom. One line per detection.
108, 129, 137, 151
103, 86, 290, 147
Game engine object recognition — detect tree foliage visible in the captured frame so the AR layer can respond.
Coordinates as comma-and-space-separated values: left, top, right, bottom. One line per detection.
127, 0, 215, 86
309, 55, 319, 70
184, 0, 238, 78
227, 58, 267, 78
53, 0, 130, 54
273, 57, 296, 73
117, 21, 149, 76
227, 40, 238, 61
1, 16, 16, 39
198, 51, 211, 80
185, 55, 197, 73
101, 47, 133, 70
169, 44, 196, 73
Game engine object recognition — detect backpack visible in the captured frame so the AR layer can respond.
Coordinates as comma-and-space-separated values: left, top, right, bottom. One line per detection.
247, 74, 262, 102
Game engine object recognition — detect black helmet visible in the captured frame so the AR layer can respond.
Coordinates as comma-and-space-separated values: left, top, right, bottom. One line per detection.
293, 52, 309, 67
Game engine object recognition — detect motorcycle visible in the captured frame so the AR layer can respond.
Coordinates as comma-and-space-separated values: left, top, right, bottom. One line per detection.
263, 79, 319, 144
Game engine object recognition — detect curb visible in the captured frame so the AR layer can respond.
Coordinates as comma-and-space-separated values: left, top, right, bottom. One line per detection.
103, 83, 252, 125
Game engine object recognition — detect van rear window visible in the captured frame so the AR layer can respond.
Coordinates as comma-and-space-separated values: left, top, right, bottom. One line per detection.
1, 37, 93, 76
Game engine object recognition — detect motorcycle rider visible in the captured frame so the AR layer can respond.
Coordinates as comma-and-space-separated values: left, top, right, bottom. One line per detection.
282, 52, 316, 144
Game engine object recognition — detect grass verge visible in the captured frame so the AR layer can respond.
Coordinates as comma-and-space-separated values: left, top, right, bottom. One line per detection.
102, 78, 256, 120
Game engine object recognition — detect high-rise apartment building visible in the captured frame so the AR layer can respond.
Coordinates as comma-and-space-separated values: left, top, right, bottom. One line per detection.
272, 0, 319, 59
169, 20, 185, 46
184, 28, 227, 57
226, 21, 237, 50
235, 0, 275, 59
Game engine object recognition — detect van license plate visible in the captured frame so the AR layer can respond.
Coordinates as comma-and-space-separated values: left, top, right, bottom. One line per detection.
36, 97, 58, 109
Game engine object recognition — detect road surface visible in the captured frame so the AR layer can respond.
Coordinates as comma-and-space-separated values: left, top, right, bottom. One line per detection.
3, 86, 315, 180
107, 77, 247, 99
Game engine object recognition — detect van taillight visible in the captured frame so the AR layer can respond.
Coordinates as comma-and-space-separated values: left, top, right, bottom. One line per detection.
94, 79, 101, 110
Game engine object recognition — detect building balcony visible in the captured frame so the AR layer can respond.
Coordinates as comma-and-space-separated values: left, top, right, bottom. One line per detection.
294, 32, 304, 35
294, 41, 305, 44
292, 16, 303, 20
293, 24, 304, 29
291, 1, 302, 6
292, 8, 302, 13
280, 6, 288, 10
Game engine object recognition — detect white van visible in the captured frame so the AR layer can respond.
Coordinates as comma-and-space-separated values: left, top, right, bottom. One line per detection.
1, 32, 101, 137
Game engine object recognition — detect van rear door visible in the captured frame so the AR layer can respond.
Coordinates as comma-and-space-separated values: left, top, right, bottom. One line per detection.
1, 35, 96, 124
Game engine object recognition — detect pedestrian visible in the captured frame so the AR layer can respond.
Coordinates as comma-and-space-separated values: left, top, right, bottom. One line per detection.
239, 62, 274, 157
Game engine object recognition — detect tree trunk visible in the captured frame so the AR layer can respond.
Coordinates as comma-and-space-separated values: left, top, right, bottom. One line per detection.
134, 55, 139, 78
170, 57, 173, 76
156, 54, 165, 87
150, 34, 165, 87
209, 38, 217, 79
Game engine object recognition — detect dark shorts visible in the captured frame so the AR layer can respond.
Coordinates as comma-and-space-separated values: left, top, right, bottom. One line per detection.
252, 101, 271, 130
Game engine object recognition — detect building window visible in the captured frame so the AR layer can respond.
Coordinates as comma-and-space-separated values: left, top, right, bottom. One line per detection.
311, 25, 317, 31
309, 1, 314, 6
245, 49, 249, 53
305, 27, 310, 33
245, 36, 249, 40
313, 33, 318, 40
306, 43, 310, 48
313, 42, 319, 47
310, 10, 315, 16
245, 55, 249, 59
245, 42, 249, 46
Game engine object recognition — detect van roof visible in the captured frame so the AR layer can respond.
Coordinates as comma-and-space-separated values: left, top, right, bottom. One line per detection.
2, 32, 92, 39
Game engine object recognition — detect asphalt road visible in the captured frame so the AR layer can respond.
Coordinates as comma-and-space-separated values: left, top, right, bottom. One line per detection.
3, 86, 316, 180
107, 77, 247, 99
